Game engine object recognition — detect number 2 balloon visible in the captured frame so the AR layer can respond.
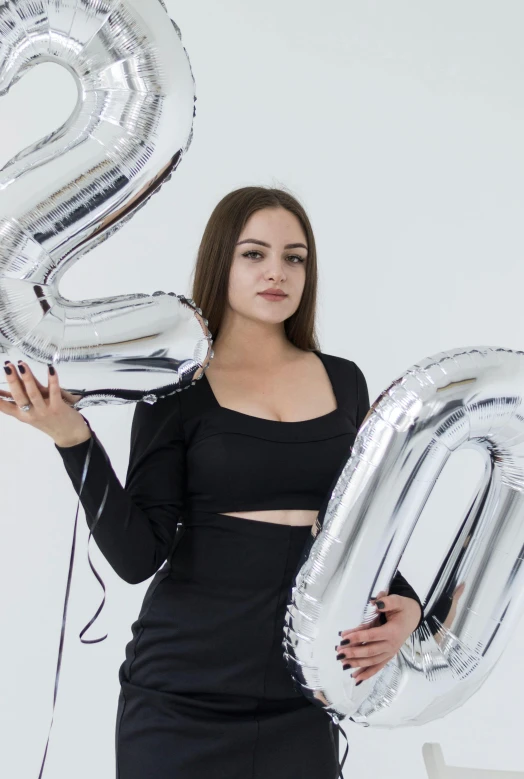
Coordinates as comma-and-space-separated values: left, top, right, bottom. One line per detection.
0, 0, 211, 409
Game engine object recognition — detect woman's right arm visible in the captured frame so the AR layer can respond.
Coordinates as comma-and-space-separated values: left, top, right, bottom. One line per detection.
54, 393, 186, 585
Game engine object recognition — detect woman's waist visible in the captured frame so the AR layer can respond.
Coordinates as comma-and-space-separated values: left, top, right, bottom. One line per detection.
167, 511, 311, 588
183, 509, 315, 536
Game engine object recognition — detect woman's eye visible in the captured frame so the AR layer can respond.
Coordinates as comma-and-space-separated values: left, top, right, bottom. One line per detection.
242, 251, 305, 264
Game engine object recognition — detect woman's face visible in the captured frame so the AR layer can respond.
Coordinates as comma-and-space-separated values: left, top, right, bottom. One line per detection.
227, 207, 308, 325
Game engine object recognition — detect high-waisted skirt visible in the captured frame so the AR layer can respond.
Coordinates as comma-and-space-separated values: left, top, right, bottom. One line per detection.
114, 511, 341, 779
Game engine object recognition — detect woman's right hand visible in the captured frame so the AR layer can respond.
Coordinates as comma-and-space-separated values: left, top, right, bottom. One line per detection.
0, 360, 92, 447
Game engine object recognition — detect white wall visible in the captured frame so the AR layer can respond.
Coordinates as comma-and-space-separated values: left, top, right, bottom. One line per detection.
1, 1, 523, 777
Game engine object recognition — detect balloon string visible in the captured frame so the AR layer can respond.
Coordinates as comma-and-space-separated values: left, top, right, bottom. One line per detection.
329, 716, 349, 779
38, 432, 108, 777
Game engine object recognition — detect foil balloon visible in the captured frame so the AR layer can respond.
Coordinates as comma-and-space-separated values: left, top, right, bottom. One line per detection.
284, 345, 524, 729
0, 0, 211, 409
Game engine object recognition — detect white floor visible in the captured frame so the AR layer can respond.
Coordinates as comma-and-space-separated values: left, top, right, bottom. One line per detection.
423, 744, 524, 779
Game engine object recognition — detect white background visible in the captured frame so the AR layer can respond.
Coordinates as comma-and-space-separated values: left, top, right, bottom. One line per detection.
0, 1, 523, 777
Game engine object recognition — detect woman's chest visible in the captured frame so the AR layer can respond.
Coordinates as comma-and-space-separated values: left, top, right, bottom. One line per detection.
182, 411, 358, 511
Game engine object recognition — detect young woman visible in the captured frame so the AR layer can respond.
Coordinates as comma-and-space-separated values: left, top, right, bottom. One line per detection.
1, 186, 423, 778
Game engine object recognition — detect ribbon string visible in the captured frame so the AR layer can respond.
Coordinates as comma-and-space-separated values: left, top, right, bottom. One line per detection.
38, 435, 108, 777
329, 715, 349, 779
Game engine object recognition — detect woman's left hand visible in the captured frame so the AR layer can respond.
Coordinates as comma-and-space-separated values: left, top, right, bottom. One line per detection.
335, 594, 422, 684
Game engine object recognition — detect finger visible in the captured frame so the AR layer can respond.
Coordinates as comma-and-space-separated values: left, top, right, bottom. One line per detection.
338, 624, 390, 645
338, 597, 386, 638
338, 593, 387, 634
16, 361, 46, 413
370, 590, 387, 602
35, 365, 80, 407
338, 640, 388, 661
47, 363, 64, 407
3, 360, 49, 390
2, 364, 75, 408
371, 594, 403, 615
351, 656, 392, 683
338, 613, 382, 637
33, 364, 79, 405
60, 388, 83, 406
342, 651, 392, 670
338, 623, 366, 636
3, 362, 32, 409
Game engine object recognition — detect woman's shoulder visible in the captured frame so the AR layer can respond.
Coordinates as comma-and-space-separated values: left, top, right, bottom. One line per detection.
130, 388, 183, 432
316, 349, 362, 372
316, 349, 368, 391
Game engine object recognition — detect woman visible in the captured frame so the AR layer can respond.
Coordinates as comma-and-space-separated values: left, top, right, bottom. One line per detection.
0, 186, 423, 778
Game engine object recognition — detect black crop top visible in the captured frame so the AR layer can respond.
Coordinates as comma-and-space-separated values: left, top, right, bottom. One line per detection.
54, 349, 424, 631
184, 350, 362, 513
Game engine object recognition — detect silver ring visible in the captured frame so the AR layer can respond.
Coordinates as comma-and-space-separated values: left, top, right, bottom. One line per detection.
18, 403, 32, 412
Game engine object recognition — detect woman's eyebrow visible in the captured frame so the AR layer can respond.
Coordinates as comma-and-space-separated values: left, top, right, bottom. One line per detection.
236, 238, 308, 250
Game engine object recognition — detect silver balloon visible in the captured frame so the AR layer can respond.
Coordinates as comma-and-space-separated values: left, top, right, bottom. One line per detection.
0, 0, 211, 408
284, 345, 524, 728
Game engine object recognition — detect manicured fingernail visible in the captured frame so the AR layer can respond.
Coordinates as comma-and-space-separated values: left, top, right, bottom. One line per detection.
336, 653, 345, 660
342, 664, 352, 670
355, 680, 363, 686
340, 638, 350, 646
338, 631, 342, 636
4, 365, 12, 375
18, 364, 25, 374
48, 364, 55, 376
376, 601, 385, 609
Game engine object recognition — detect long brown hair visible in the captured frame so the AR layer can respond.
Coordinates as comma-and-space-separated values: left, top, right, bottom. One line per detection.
189, 186, 320, 352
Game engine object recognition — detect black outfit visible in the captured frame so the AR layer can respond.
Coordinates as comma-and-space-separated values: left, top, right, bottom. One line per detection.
55, 350, 424, 779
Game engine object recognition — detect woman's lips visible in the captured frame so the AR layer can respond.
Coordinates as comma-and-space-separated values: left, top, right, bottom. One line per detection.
258, 292, 287, 301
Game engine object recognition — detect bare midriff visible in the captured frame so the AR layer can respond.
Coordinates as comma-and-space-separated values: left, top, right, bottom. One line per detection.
217, 509, 319, 527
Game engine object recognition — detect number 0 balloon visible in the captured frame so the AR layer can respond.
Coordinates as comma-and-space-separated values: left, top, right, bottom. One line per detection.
285, 345, 524, 729
0, 0, 211, 408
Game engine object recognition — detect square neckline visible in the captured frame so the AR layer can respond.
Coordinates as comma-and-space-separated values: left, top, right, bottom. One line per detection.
201, 349, 342, 425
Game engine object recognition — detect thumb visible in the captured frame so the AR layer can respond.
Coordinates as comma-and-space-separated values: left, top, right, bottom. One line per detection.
372, 594, 401, 613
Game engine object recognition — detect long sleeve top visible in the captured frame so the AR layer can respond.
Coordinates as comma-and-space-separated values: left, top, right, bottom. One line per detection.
54, 354, 424, 630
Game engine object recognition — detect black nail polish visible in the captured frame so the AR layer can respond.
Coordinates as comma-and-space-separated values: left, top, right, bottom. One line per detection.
18, 364, 25, 374
48, 364, 55, 376
340, 638, 350, 646
355, 680, 363, 686
4, 360, 10, 365
376, 600, 384, 609
342, 664, 352, 671
336, 653, 345, 660
338, 631, 342, 636
4, 365, 12, 375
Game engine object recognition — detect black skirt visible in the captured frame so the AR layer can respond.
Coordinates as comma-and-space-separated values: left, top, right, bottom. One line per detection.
115, 511, 341, 778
